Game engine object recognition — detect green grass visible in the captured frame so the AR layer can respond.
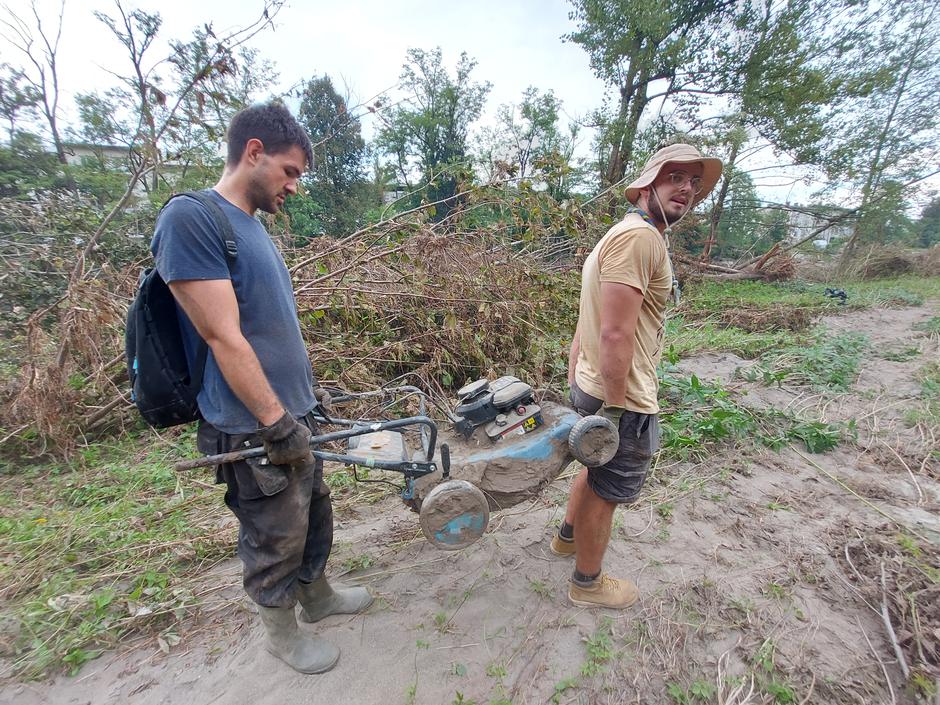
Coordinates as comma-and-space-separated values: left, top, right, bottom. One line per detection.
667, 679, 716, 704
906, 361, 940, 431
664, 316, 799, 360
841, 275, 940, 304
658, 370, 842, 459
878, 346, 921, 362
913, 316, 940, 335
580, 618, 616, 677
0, 432, 231, 678
667, 276, 938, 362
680, 280, 833, 315
738, 329, 868, 391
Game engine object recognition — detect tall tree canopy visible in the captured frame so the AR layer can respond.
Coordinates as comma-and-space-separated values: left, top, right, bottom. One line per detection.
566, 0, 735, 186
377, 47, 490, 214
294, 74, 374, 236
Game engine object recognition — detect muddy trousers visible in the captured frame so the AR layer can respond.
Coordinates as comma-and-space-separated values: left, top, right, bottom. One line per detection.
197, 413, 333, 609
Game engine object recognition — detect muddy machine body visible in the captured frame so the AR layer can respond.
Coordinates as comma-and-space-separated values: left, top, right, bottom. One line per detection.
177, 377, 617, 550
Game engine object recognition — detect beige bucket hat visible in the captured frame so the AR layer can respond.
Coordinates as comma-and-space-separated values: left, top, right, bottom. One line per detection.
624, 143, 723, 206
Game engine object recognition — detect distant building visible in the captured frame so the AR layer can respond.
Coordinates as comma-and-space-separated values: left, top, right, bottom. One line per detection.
63, 142, 129, 167
381, 184, 408, 205
786, 208, 853, 247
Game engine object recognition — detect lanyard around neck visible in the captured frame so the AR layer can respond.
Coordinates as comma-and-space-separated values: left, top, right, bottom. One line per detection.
626, 207, 681, 306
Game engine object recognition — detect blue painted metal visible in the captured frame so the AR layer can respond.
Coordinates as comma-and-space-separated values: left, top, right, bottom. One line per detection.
434, 512, 488, 545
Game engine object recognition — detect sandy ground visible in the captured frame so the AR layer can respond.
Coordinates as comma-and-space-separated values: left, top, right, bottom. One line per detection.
3, 304, 939, 705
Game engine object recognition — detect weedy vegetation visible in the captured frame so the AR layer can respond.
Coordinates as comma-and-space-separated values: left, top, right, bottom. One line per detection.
658, 371, 842, 458
738, 330, 868, 391
0, 435, 230, 678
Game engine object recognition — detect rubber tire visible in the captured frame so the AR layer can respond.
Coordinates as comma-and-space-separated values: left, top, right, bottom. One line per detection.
418, 480, 489, 550
568, 415, 619, 467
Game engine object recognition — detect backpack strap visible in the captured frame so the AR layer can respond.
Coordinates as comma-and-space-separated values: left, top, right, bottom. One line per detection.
159, 189, 238, 398
162, 190, 239, 260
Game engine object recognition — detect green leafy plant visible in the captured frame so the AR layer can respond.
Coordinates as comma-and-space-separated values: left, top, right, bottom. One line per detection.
550, 677, 578, 704
486, 662, 507, 679
580, 618, 615, 677
878, 346, 920, 361
743, 330, 868, 391
528, 578, 551, 598
659, 372, 843, 458
342, 553, 374, 572
913, 316, 940, 334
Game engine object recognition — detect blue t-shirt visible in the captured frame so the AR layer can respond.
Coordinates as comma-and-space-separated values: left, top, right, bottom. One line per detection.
151, 189, 316, 434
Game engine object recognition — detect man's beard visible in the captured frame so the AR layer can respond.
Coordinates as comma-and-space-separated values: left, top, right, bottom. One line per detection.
247, 176, 280, 214
649, 187, 688, 227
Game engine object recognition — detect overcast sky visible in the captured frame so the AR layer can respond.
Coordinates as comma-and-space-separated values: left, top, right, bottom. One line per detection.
31, 0, 603, 138
9, 0, 924, 208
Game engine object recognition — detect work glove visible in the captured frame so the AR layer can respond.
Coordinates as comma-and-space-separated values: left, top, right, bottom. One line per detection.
599, 404, 626, 427
313, 386, 333, 413
259, 411, 313, 468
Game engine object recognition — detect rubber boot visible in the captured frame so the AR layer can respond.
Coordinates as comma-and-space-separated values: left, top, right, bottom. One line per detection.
297, 576, 374, 623
258, 605, 340, 674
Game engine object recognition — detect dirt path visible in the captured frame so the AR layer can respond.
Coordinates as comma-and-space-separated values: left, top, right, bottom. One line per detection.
4, 305, 938, 705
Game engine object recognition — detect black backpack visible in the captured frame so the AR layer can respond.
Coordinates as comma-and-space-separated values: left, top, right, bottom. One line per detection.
125, 191, 238, 428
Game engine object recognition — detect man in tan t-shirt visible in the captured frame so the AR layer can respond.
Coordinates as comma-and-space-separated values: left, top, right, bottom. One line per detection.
550, 144, 723, 608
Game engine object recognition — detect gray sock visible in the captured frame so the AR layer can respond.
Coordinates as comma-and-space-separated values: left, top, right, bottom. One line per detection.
572, 569, 600, 586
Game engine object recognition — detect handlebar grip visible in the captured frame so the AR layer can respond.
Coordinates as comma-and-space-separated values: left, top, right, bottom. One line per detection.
441, 443, 451, 479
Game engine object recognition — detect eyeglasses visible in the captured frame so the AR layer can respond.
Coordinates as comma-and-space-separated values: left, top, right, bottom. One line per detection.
665, 171, 703, 195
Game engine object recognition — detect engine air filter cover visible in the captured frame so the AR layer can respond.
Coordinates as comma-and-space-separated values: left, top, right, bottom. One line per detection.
457, 379, 489, 401
491, 381, 533, 408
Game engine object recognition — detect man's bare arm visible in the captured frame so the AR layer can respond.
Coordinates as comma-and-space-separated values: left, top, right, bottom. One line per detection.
168, 279, 284, 426
598, 282, 644, 406
568, 321, 582, 387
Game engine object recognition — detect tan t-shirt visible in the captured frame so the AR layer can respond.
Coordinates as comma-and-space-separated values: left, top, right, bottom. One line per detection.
574, 213, 672, 414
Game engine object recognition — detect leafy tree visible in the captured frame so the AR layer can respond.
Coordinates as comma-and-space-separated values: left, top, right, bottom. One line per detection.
377, 47, 490, 217
282, 193, 327, 241
74, 2, 277, 198
695, 0, 855, 258
828, 0, 940, 258
916, 196, 940, 247
477, 86, 583, 200
853, 180, 917, 245
296, 74, 375, 236
710, 167, 761, 258
0, 63, 41, 142
566, 0, 735, 187
761, 208, 790, 246
0, 0, 68, 164
0, 130, 61, 197
300, 75, 366, 190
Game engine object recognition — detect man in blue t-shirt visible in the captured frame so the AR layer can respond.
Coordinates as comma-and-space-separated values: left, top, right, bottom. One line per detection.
152, 102, 371, 674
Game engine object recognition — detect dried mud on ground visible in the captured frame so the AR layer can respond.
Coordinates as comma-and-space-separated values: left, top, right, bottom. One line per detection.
4, 304, 939, 705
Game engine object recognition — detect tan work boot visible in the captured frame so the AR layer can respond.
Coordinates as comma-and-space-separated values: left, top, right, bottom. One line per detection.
568, 574, 639, 609
549, 532, 576, 557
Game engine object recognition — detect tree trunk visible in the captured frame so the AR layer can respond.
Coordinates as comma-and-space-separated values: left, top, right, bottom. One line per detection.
604, 58, 643, 187
702, 133, 741, 260
839, 12, 925, 266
